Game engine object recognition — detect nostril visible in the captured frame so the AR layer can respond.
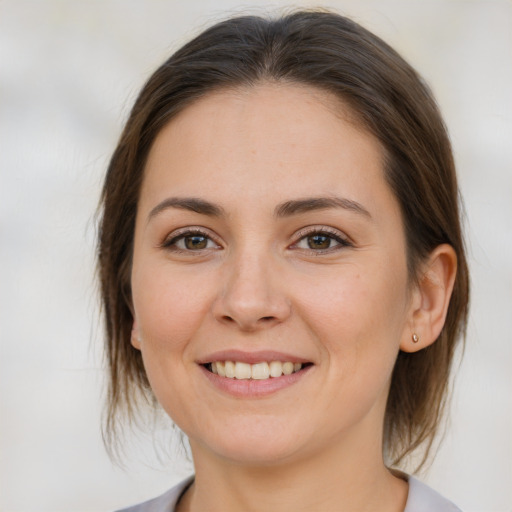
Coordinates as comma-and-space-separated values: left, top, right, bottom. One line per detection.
218, 314, 277, 330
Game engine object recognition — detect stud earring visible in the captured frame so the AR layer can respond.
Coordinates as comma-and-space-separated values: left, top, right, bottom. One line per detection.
412, 333, 420, 343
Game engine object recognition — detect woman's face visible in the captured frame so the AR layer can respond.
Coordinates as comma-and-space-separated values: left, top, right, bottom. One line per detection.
131, 84, 415, 465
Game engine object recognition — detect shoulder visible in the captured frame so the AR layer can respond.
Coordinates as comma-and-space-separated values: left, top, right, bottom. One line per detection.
404, 476, 462, 512
114, 476, 194, 512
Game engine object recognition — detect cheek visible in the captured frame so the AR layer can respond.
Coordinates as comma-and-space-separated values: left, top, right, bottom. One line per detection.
130, 265, 216, 423
295, 263, 409, 366
132, 263, 214, 354
298, 267, 409, 419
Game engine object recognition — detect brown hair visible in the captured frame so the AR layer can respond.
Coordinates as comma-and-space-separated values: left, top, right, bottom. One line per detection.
98, 10, 469, 468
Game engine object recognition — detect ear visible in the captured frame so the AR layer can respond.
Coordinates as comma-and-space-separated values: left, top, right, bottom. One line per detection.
131, 320, 142, 350
400, 244, 457, 353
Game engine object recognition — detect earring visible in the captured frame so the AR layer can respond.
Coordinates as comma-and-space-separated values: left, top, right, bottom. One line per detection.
412, 333, 420, 343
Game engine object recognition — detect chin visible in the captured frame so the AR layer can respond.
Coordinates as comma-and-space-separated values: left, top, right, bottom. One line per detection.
190, 420, 310, 467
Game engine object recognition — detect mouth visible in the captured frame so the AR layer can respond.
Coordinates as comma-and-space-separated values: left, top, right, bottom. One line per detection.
203, 360, 313, 380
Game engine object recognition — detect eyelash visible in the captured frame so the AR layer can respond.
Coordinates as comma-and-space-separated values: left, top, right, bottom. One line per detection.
161, 228, 220, 253
161, 226, 352, 254
291, 226, 352, 254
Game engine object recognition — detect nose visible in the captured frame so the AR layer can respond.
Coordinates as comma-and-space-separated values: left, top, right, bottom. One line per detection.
212, 252, 291, 331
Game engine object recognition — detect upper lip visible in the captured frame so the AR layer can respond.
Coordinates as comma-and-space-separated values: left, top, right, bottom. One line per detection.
196, 350, 312, 365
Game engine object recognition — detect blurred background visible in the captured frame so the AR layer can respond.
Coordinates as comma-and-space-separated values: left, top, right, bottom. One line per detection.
1, 1, 511, 511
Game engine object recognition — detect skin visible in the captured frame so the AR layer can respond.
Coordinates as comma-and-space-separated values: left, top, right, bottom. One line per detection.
130, 83, 456, 512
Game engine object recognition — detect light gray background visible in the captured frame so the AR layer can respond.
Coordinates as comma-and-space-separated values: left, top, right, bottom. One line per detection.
1, 1, 511, 511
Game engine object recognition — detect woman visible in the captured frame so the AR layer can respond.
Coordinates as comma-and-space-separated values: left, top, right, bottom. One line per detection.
98, 10, 469, 512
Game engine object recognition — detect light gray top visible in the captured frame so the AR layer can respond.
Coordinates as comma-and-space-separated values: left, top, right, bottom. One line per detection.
116, 474, 461, 512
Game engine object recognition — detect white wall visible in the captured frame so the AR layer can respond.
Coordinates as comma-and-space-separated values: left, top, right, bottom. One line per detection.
1, 1, 511, 510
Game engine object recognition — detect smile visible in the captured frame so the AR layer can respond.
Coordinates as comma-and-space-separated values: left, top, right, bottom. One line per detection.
205, 361, 306, 380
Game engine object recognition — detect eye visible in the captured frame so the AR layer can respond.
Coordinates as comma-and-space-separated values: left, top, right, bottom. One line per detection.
162, 229, 220, 252
292, 227, 351, 253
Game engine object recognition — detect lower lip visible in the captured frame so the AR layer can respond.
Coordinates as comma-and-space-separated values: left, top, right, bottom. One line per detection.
199, 364, 313, 398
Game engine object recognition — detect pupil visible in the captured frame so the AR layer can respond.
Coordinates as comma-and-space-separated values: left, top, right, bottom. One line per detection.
185, 235, 207, 250
308, 234, 330, 249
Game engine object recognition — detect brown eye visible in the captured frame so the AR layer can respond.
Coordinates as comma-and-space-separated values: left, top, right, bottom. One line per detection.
184, 235, 208, 250
307, 234, 332, 250
292, 229, 351, 253
163, 230, 219, 252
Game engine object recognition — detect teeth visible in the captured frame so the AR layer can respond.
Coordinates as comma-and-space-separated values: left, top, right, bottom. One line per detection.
282, 362, 294, 375
251, 362, 270, 380
225, 361, 236, 378
209, 361, 303, 380
269, 361, 283, 378
234, 362, 251, 379
216, 361, 226, 377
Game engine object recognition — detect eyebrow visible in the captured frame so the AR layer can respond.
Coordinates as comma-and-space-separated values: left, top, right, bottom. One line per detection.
147, 195, 372, 222
274, 196, 372, 219
148, 197, 226, 222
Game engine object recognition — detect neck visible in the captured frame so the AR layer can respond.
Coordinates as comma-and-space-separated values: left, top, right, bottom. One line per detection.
177, 428, 408, 512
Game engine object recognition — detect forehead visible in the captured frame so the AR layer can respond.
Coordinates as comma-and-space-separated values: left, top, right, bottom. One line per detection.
141, 83, 391, 214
